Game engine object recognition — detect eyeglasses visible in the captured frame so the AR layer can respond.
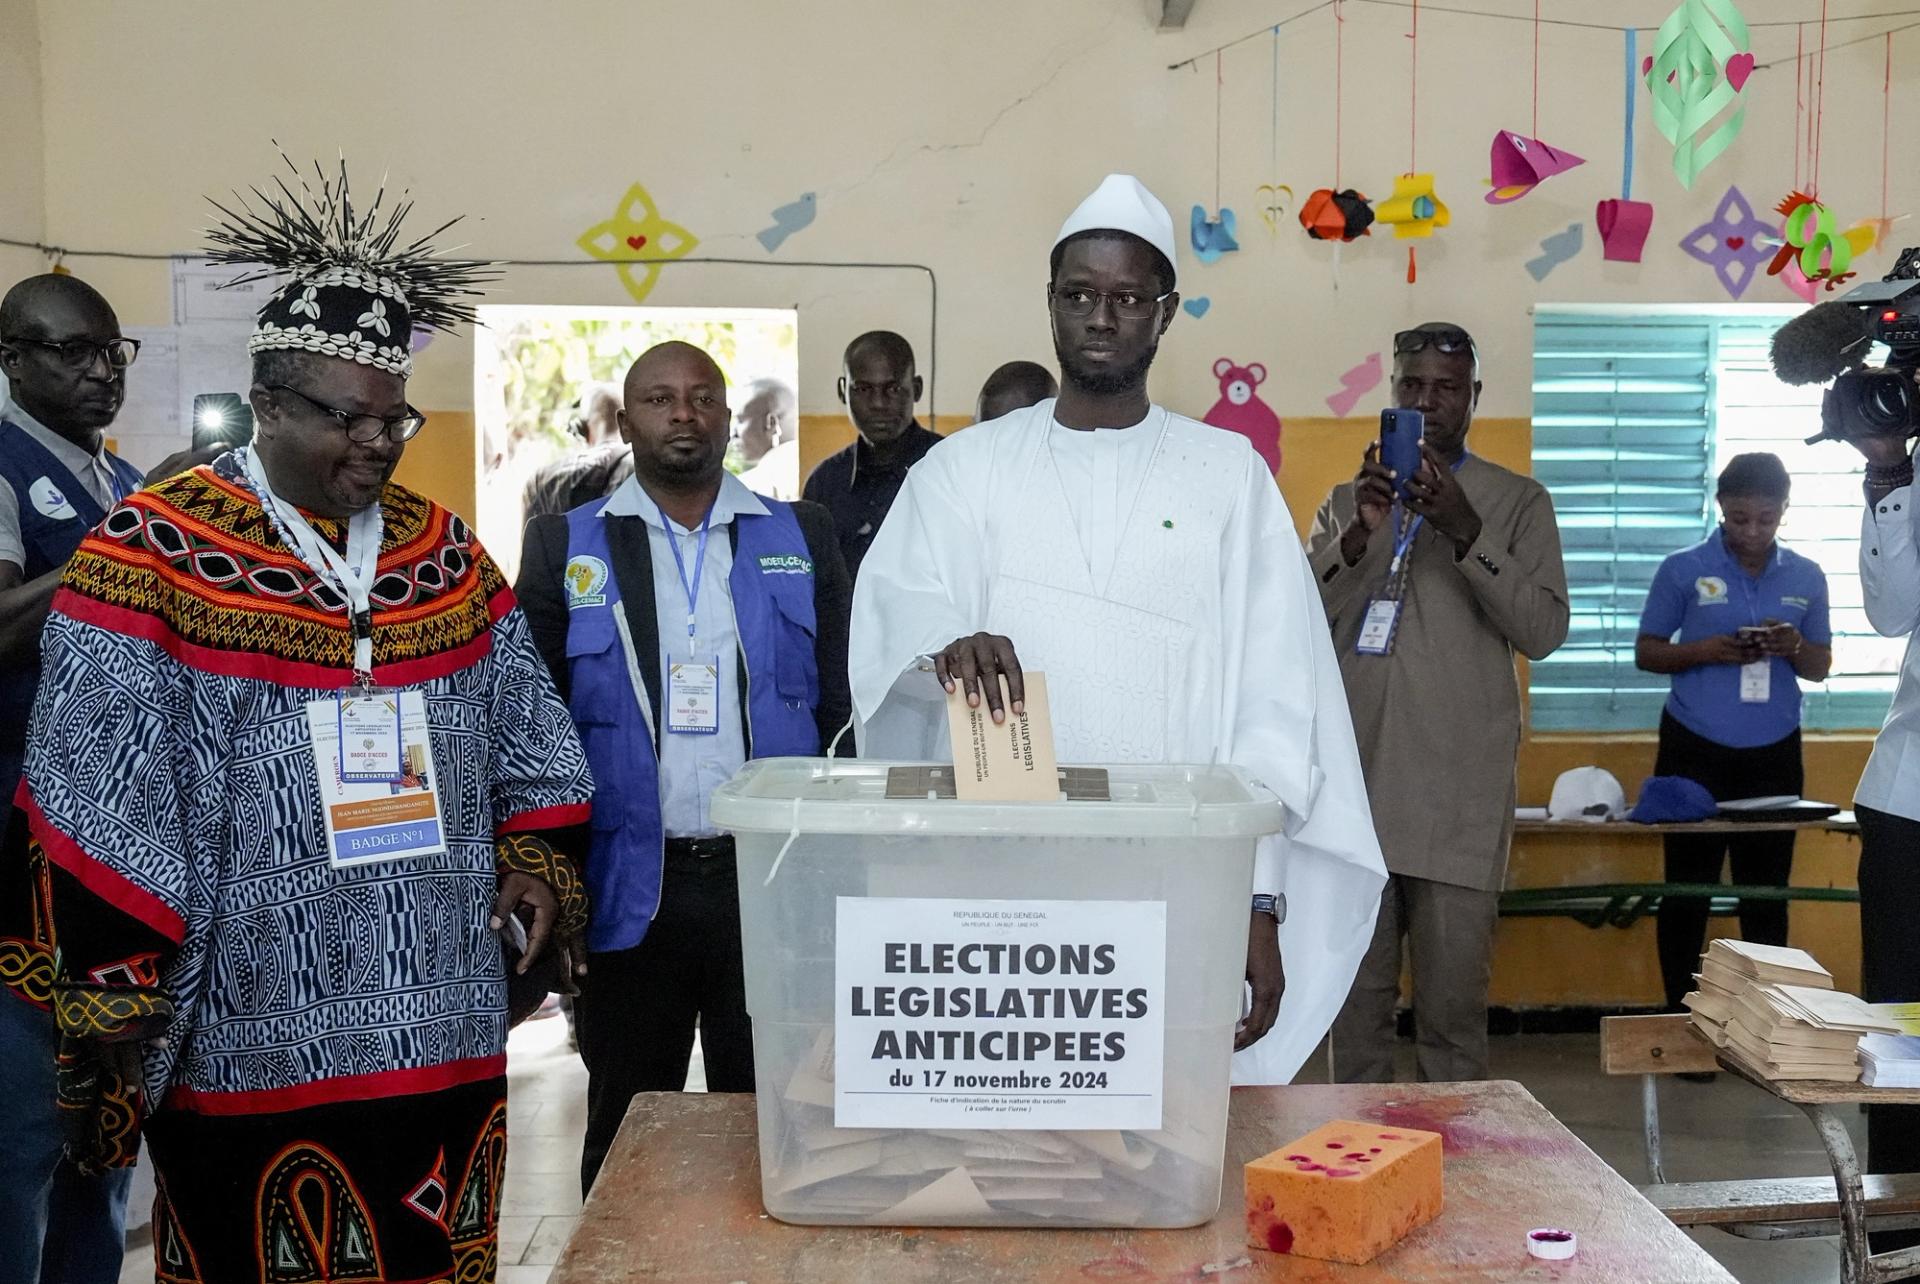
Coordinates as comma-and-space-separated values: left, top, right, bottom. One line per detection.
2, 336, 141, 370
1048, 286, 1172, 321
268, 384, 426, 444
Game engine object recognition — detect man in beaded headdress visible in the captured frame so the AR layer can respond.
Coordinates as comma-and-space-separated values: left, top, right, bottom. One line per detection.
18, 157, 594, 1280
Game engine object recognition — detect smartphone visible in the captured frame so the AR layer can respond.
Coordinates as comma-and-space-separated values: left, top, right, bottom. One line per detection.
191, 392, 256, 452
1737, 626, 1769, 643
1379, 408, 1425, 499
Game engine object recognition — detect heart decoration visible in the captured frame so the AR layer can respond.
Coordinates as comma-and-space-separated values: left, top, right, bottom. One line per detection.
1725, 236, 1744, 249
1724, 52, 1755, 92
625, 234, 648, 250
1183, 297, 1212, 318
1255, 183, 1295, 235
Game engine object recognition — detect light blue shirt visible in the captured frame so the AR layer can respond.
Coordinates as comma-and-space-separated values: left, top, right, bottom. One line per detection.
601, 471, 770, 837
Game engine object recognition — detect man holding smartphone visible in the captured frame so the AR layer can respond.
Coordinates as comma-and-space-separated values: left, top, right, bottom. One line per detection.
1308, 321, 1569, 1084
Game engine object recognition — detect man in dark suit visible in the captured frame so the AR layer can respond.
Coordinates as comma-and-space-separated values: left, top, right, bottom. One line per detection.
516, 341, 850, 1194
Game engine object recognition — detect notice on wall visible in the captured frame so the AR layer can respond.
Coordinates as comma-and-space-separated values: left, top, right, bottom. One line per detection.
834, 897, 1166, 1131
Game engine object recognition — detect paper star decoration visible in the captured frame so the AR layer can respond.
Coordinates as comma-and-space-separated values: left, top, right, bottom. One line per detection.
577, 183, 699, 303
1678, 186, 1773, 299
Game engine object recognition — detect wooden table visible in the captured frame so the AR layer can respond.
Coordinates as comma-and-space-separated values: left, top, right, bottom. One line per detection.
1513, 813, 1858, 838
553, 1080, 1735, 1283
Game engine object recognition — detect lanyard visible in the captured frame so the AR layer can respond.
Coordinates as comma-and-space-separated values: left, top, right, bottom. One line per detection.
1384, 452, 1469, 583
242, 447, 384, 680
656, 500, 714, 649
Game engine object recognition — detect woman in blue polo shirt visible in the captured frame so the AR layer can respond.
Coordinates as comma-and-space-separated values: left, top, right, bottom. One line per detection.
1636, 453, 1833, 1011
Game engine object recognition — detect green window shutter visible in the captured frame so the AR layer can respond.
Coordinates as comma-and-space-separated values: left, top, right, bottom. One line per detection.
1529, 312, 1713, 732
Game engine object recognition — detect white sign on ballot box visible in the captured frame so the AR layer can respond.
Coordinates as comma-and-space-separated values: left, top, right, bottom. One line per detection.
834, 896, 1167, 1131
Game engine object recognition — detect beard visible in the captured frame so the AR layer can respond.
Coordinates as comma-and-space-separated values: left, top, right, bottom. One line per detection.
1054, 335, 1158, 398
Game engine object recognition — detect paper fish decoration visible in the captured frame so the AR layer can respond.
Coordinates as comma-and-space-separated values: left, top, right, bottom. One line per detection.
1376, 174, 1450, 239
1486, 131, 1587, 204
1596, 199, 1656, 262
1325, 352, 1384, 418
1767, 191, 1855, 285
1644, 0, 1752, 188
1678, 186, 1773, 299
1255, 184, 1295, 236
1191, 206, 1240, 263
1300, 188, 1374, 242
1527, 224, 1585, 281
757, 193, 817, 253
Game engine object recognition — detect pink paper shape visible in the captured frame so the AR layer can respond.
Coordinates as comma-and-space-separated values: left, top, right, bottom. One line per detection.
1486, 131, 1586, 204
1780, 256, 1818, 303
1596, 199, 1655, 262
1204, 358, 1283, 474
1325, 352, 1383, 418
1725, 53, 1755, 92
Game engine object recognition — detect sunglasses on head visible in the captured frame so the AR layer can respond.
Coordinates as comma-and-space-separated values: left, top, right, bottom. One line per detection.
1393, 326, 1476, 358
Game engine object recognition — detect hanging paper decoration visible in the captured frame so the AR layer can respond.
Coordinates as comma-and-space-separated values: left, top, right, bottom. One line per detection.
1255, 184, 1294, 236
1300, 189, 1374, 242
1191, 206, 1241, 263
1599, 29, 1655, 263
1376, 174, 1450, 239
1598, 200, 1655, 262
1766, 192, 1855, 288
1678, 186, 1773, 299
1643, 0, 1752, 189
1487, 132, 1585, 204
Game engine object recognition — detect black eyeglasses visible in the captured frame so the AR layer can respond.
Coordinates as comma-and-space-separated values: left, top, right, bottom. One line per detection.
1393, 326, 1478, 360
1048, 286, 1172, 321
268, 384, 426, 444
3, 336, 141, 370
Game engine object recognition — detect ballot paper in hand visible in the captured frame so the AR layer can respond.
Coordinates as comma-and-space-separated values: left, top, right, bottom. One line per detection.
945, 671, 1060, 801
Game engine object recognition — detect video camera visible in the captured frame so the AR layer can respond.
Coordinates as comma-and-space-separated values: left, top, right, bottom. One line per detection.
1770, 247, 1920, 444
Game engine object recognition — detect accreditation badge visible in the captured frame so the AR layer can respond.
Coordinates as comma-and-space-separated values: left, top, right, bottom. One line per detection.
306, 689, 448, 868
667, 656, 721, 734
1355, 599, 1403, 656
336, 690, 405, 783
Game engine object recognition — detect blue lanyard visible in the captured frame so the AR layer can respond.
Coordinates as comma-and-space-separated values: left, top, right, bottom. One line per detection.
1388, 452, 1468, 574
656, 501, 714, 648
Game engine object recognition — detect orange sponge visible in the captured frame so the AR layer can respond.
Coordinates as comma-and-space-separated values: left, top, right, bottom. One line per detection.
1245, 1119, 1444, 1264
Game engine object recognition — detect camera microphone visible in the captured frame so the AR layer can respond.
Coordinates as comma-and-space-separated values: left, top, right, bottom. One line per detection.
1770, 301, 1875, 386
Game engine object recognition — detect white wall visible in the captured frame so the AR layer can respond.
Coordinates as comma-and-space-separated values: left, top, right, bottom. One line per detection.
10, 0, 1915, 419
0, 0, 44, 286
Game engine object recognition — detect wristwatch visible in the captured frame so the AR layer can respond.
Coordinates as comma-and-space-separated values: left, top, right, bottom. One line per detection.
1251, 893, 1287, 925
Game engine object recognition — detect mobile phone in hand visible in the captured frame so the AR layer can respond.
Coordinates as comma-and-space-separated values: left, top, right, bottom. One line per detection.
1380, 408, 1424, 499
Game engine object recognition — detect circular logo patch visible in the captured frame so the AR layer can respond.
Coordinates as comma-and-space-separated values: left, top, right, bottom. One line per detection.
28, 476, 77, 520
565, 555, 610, 608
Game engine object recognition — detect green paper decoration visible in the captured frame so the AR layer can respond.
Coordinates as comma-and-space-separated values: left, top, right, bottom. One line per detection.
1644, 0, 1751, 189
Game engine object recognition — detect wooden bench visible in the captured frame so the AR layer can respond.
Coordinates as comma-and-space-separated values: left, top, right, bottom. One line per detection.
1602, 1013, 1920, 1284
1506, 816, 1861, 928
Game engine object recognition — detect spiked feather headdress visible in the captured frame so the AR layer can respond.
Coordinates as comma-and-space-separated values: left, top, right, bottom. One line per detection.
202, 154, 496, 377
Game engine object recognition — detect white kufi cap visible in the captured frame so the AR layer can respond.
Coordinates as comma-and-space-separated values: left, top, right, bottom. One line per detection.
1054, 174, 1179, 289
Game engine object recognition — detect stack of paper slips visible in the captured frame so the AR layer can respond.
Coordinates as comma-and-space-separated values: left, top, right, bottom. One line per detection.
1684, 939, 1834, 1049
1859, 1034, 1920, 1088
1722, 984, 1898, 1081
1684, 941, 1897, 1082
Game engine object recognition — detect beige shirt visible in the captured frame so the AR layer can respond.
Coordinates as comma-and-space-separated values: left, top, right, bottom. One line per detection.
1306, 454, 1569, 891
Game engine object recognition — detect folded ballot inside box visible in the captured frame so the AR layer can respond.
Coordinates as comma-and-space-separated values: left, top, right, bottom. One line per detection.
710, 758, 1286, 1228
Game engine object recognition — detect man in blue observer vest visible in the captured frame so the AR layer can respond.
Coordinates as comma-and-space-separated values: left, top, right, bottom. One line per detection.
0, 274, 149, 1283
517, 341, 852, 1194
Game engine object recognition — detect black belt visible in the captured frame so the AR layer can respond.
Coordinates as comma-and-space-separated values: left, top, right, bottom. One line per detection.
665, 835, 735, 860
